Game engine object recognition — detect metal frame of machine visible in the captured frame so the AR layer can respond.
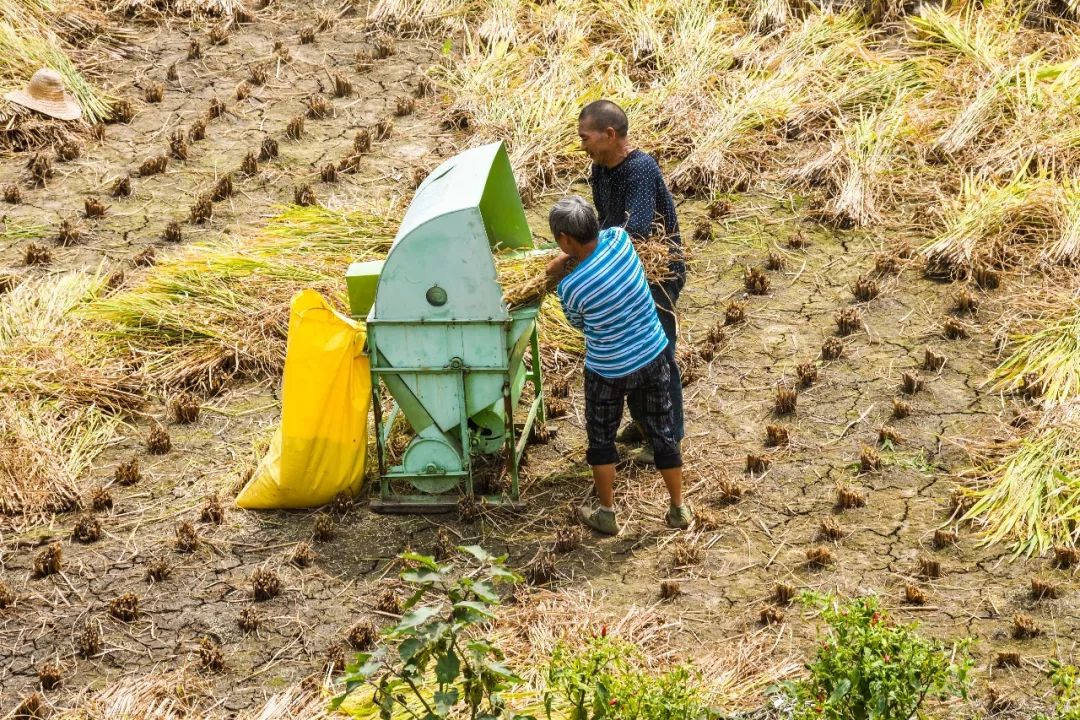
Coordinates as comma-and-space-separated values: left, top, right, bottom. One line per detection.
345, 142, 546, 513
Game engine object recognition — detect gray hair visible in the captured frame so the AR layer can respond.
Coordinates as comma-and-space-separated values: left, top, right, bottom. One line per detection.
548, 195, 599, 244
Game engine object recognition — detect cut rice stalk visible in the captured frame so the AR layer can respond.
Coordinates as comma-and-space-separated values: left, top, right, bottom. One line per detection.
961, 401, 1080, 556
0, 399, 119, 530
921, 171, 1060, 275
84, 206, 398, 389
991, 293, 1080, 406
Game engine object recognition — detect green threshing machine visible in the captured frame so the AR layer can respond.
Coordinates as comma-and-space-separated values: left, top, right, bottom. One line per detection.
345, 142, 546, 512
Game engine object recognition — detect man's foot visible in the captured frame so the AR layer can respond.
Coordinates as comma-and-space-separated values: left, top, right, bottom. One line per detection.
577, 505, 619, 536
666, 504, 693, 530
616, 422, 645, 444
630, 446, 655, 467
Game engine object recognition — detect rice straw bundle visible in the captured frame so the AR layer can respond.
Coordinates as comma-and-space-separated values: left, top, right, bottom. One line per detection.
992, 290, 1080, 405
86, 206, 397, 390
932, 59, 1037, 160
960, 401, 1080, 555
113, 0, 244, 18
0, 272, 142, 412
497, 239, 677, 310
824, 101, 908, 227
921, 171, 1060, 273
366, 0, 478, 34
747, 0, 795, 34
539, 294, 583, 356
497, 250, 556, 309
1050, 178, 1080, 265
668, 69, 802, 194
478, 0, 522, 47
909, 5, 1013, 73
0, 399, 118, 530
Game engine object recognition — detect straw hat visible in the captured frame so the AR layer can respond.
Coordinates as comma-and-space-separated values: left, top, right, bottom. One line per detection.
4, 68, 82, 121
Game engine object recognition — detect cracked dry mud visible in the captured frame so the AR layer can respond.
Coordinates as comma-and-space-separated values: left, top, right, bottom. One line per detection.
1, 3, 1077, 717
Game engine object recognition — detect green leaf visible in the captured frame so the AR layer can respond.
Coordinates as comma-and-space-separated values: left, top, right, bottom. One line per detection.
488, 566, 521, 583
399, 605, 441, 630
454, 600, 496, 619
400, 552, 440, 571
399, 637, 424, 663
458, 545, 493, 563
343, 650, 384, 680
434, 688, 459, 714
441, 38, 452, 55
471, 580, 500, 604
402, 586, 427, 612
436, 650, 461, 684
481, 657, 520, 681
402, 568, 444, 585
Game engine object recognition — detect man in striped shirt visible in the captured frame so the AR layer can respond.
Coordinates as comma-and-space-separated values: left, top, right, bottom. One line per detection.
546, 196, 692, 535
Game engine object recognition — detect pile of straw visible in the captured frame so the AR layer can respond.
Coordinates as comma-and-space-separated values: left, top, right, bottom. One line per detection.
1, 399, 118, 529
55, 671, 335, 719
112, 0, 245, 19
0, 271, 138, 529
0, 272, 142, 412
960, 401, 1080, 556
86, 205, 398, 391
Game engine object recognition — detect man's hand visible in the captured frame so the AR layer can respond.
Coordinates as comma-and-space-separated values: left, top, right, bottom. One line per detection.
545, 252, 573, 287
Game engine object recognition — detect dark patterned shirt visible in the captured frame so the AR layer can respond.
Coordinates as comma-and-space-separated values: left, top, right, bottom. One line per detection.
590, 149, 685, 285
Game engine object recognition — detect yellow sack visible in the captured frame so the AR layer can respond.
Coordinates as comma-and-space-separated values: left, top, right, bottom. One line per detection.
236, 289, 370, 509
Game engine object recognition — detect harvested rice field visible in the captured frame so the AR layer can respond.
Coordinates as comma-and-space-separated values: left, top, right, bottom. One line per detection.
2, 0, 1080, 717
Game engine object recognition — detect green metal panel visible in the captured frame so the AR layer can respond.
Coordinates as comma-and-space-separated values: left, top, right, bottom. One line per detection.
344, 260, 384, 319
362, 141, 543, 508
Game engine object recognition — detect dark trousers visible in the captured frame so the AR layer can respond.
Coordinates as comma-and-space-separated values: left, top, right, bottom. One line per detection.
627, 279, 684, 442
585, 353, 682, 470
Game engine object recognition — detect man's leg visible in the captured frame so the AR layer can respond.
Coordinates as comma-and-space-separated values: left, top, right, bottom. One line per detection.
627, 281, 682, 460
629, 353, 692, 529
591, 464, 616, 508
579, 369, 624, 535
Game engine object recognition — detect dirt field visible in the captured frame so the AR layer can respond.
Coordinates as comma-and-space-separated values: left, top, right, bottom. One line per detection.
1, 2, 1078, 717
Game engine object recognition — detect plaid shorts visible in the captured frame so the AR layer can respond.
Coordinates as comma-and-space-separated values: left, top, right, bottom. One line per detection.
584, 350, 682, 470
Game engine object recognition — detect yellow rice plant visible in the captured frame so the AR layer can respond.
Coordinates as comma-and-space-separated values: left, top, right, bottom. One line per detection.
1, 399, 119, 530
86, 206, 397, 390
0, 272, 141, 412
960, 401, 1080, 555
920, 170, 1060, 273
992, 288, 1080, 405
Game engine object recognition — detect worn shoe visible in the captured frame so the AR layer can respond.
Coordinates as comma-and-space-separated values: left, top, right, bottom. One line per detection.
665, 504, 693, 530
630, 446, 655, 467
616, 422, 645, 444
578, 505, 619, 536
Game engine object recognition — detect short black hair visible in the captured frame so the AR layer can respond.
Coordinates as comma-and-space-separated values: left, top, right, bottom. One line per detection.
579, 100, 628, 138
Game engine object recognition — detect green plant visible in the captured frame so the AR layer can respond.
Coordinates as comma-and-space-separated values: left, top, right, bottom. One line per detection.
780, 593, 972, 720
543, 634, 715, 720
333, 546, 529, 719
1036, 662, 1080, 720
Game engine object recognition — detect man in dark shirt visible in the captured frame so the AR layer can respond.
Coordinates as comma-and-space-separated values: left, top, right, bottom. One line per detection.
577, 99, 685, 463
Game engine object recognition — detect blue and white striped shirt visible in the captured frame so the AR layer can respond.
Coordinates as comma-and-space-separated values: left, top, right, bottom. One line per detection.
557, 227, 669, 379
